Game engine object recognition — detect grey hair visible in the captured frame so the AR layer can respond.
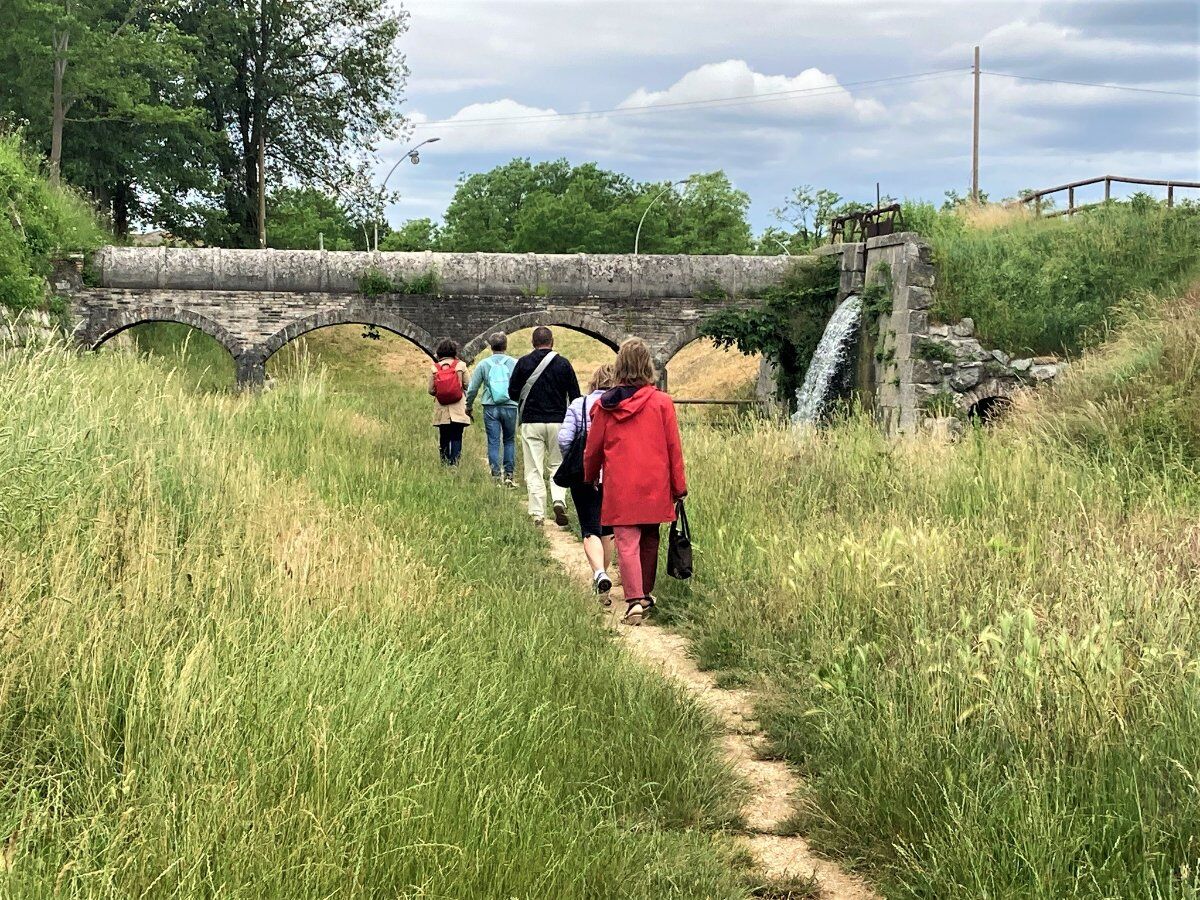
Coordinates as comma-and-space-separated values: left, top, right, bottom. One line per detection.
488, 331, 508, 352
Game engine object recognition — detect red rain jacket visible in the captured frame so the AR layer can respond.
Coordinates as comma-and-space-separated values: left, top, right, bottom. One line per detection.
583, 384, 687, 526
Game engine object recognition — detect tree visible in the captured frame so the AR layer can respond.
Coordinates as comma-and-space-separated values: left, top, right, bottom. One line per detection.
175, 0, 407, 247
266, 187, 357, 249
0, 0, 206, 234
437, 158, 754, 255
773, 185, 846, 248
379, 217, 439, 251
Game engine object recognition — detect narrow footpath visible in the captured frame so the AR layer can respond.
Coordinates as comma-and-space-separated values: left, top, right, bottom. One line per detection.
541, 525, 880, 900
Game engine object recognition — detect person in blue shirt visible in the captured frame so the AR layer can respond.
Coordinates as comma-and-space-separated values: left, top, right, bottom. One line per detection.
466, 331, 518, 485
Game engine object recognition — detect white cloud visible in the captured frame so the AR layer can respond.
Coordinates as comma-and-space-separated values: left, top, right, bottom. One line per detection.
964, 19, 1199, 64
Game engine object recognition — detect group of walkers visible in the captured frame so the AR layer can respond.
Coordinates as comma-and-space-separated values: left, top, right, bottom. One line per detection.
428, 327, 686, 625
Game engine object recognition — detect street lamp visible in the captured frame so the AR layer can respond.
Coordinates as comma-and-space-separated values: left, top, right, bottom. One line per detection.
375, 137, 441, 252
634, 178, 692, 255
771, 237, 792, 256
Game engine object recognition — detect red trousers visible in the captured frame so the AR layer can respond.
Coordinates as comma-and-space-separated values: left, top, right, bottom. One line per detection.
613, 524, 661, 601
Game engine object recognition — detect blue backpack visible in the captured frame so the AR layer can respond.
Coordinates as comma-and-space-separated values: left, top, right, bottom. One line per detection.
486, 355, 515, 405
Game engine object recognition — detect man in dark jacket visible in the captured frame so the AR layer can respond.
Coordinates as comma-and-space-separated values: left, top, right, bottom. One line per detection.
509, 326, 581, 527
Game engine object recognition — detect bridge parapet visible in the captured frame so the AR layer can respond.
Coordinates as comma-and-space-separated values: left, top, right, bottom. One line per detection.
90, 247, 799, 299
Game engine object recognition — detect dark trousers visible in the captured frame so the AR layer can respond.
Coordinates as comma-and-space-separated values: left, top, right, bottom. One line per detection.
438, 423, 466, 465
570, 483, 614, 540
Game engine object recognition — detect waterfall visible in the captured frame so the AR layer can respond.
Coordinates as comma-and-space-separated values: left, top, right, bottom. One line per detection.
792, 294, 862, 426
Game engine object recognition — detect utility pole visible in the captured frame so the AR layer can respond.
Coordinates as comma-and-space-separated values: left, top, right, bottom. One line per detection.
257, 129, 267, 249
971, 45, 981, 204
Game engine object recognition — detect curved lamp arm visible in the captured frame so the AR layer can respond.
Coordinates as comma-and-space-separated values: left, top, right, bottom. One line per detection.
375, 137, 441, 251
634, 178, 690, 255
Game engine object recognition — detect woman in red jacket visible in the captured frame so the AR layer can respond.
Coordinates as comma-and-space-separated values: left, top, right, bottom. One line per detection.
583, 337, 686, 625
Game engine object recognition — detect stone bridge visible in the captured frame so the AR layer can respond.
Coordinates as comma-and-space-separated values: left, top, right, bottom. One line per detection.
66, 247, 808, 389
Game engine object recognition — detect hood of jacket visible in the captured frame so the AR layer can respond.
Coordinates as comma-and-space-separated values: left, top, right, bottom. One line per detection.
600, 384, 655, 419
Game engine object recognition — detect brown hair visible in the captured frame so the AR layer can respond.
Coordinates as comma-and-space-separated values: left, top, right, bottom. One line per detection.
531, 326, 554, 348
588, 363, 616, 393
435, 338, 459, 360
612, 337, 655, 387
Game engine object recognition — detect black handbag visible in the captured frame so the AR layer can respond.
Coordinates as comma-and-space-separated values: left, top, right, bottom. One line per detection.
553, 400, 589, 489
667, 499, 693, 580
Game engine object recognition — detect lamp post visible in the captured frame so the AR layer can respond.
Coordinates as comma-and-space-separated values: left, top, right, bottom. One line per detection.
634, 178, 691, 255
375, 137, 440, 252
771, 237, 792, 256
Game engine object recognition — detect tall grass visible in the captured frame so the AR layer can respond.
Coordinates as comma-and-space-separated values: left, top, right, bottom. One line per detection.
656, 290, 1200, 898
0, 347, 751, 897
905, 201, 1200, 356
0, 130, 106, 312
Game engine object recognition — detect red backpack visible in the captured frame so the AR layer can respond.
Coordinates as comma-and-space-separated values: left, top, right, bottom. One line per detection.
433, 360, 464, 405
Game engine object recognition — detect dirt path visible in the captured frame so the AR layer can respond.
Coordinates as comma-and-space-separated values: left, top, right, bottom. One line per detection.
542, 525, 880, 900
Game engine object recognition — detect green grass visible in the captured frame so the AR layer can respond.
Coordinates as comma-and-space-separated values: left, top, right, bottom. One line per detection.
904, 201, 1200, 357
654, 287, 1200, 899
0, 130, 106, 312
0, 346, 752, 897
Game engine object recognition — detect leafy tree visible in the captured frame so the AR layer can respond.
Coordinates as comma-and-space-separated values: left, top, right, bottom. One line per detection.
172, 0, 407, 247
266, 187, 357, 250
438, 158, 753, 255
379, 217, 439, 251
0, 0, 206, 235
773, 185, 845, 248
700, 257, 840, 405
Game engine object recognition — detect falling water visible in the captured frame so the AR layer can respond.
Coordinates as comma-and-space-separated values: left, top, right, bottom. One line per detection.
792, 294, 862, 426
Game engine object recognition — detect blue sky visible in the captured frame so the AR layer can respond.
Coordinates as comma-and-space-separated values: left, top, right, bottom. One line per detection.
378, 0, 1199, 233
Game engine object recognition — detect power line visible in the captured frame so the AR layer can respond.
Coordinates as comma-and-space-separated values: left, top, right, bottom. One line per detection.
412, 68, 968, 129
983, 70, 1200, 98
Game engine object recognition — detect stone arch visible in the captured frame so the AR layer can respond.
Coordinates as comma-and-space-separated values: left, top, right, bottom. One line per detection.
462, 309, 627, 363
259, 308, 438, 363
958, 377, 1019, 424
89, 306, 240, 360
651, 321, 705, 372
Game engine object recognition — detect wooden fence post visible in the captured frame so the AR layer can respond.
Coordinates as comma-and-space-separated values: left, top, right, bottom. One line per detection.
1068, 186, 1074, 217
1104, 178, 1111, 202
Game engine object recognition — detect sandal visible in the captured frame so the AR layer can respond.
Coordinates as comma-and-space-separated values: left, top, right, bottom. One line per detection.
622, 601, 645, 626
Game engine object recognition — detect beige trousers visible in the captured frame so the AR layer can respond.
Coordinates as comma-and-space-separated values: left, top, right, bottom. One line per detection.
520, 422, 567, 518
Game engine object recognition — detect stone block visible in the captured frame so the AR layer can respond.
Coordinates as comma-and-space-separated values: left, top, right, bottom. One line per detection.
952, 317, 975, 337
740, 254, 794, 295
841, 270, 864, 297
891, 333, 915, 361
324, 251, 375, 292
949, 363, 983, 391
900, 358, 944, 384
478, 253, 535, 295
585, 255, 633, 298
991, 348, 1012, 366
1011, 357, 1032, 372
220, 250, 273, 291
273, 250, 324, 292
536, 255, 587, 295
101, 246, 161, 289
929, 323, 950, 337
890, 309, 928, 336
1030, 364, 1059, 381
633, 254, 691, 298
163, 247, 217, 289
434, 253, 480, 294
902, 285, 933, 311
690, 255, 739, 298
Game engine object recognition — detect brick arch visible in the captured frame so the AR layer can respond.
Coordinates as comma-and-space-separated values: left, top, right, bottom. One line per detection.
89, 307, 240, 359
957, 377, 1019, 412
259, 308, 437, 362
461, 310, 627, 363
651, 321, 706, 371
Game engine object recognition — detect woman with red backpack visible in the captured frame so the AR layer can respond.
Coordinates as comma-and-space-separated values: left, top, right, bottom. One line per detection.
583, 337, 686, 626
429, 338, 471, 465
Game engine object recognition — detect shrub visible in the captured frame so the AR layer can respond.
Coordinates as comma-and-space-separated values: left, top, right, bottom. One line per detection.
0, 130, 106, 312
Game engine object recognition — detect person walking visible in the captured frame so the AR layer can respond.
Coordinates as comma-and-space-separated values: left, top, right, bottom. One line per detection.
583, 337, 686, 626
466, 331, 518, 486
429, 338, 471, 466
509, 326, 580, 528
558, 364, 617, 603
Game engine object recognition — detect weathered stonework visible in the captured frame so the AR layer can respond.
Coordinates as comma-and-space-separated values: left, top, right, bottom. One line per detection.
69, 248, 823, 390
0, 308, 58, 349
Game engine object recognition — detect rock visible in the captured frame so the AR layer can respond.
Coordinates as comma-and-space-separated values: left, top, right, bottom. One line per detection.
921, 415, 966, 441
991, 349, 1012, 367
940, 363, 954, 375
952, 317, 975, 337
910, 359, 943, 384
953, 338, 985, 360
1011, 358, 1033, 372
928, 323, 951, 338
1032, 355, 1057, 365
1030, 364, 1058, 381
949, 363, 983, 391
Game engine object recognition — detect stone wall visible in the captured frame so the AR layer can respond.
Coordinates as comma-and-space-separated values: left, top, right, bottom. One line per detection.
0, 307, 58, 348
90, 246, 797, 299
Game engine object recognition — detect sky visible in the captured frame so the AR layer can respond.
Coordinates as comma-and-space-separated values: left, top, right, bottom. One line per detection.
378, 0, 1200, 233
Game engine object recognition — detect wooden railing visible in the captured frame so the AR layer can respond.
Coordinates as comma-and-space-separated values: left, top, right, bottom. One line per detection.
1019, 175, 1200, 218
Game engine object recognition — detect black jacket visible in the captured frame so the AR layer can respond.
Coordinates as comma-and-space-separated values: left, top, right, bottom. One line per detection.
509, 348, 581, 424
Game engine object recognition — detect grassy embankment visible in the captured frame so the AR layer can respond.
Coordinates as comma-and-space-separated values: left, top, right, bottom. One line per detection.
657, 284, 1200, 899
0, 132, 105, 315
904, 200, 1200, 357
0, 343, 767, 896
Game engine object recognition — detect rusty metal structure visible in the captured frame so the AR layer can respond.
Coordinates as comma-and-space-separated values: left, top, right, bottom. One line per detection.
829, 203, 904, 244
